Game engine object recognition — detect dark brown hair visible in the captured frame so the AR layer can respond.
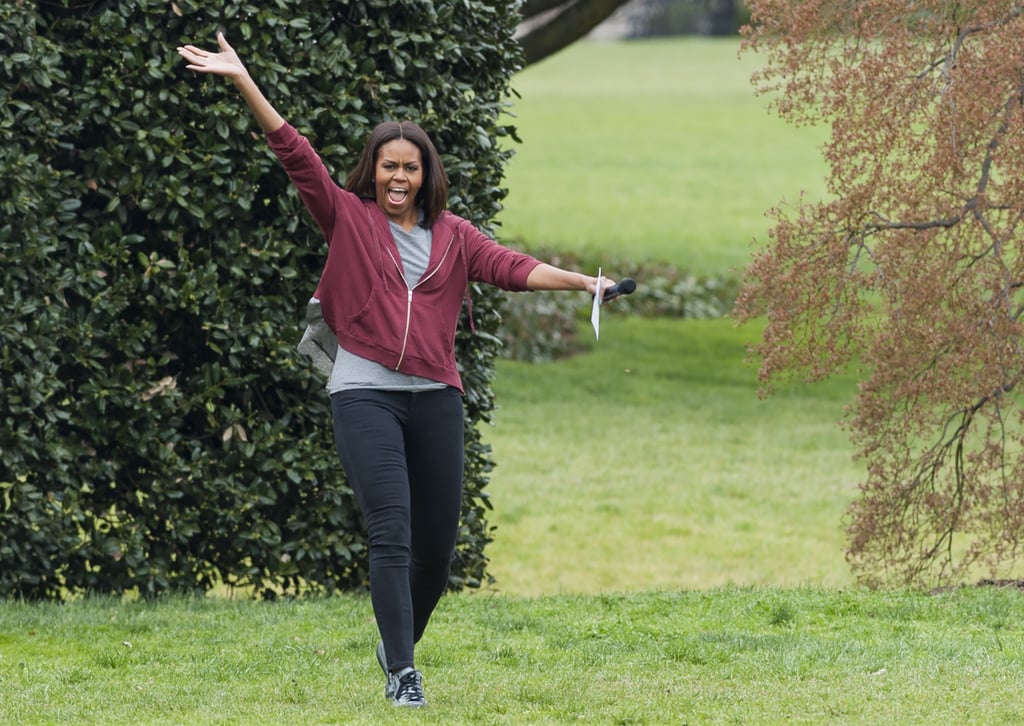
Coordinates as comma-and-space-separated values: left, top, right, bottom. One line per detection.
345, 120, 449, 228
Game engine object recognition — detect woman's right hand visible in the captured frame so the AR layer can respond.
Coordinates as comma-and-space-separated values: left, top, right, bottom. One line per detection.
176, 29, 286, 135
177, 31, 248, 80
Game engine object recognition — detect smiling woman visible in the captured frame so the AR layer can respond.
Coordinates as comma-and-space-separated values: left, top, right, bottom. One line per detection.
340, 122, 440, 231
176, 29, 622, 709
373, 137, 423, 229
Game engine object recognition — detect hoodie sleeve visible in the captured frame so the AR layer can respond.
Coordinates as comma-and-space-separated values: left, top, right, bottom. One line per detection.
461, 221, 542, 291
266, 123, 344, 244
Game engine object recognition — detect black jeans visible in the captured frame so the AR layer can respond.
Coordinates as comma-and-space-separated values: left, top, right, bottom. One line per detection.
330, 387, 465, 673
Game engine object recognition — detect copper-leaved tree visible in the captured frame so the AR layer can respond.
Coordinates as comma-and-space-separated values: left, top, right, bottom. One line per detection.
735, 0, 1024, 587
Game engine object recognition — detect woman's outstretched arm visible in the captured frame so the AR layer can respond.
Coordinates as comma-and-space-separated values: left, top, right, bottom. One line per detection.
526, 263, 612, 295
177, 31, 284, 134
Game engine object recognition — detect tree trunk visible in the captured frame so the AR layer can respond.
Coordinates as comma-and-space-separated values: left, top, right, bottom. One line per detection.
519, 0, 634, 65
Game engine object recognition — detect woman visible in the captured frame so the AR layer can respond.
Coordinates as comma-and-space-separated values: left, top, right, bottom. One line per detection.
177, 32, 615, 708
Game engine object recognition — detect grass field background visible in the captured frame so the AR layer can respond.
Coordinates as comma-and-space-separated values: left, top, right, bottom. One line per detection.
497, 38, 830, 274
4, 589, 1024, 724
485, 38, 858, 596
484, 316, 863, 595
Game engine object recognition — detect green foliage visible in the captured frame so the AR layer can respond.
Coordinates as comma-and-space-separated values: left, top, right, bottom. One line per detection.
0, 0, 523, 598
498, 246, 740, 361
499, 288, 583, 363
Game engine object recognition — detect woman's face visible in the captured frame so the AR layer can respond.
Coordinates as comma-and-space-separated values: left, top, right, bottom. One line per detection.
374, 138, 424, 228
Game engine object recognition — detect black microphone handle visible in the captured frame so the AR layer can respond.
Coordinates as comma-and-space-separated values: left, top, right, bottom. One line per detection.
602, 277, 637, 302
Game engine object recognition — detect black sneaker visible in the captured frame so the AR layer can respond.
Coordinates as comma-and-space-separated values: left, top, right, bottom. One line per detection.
392, 669, 427, 707
375, 641, 396, 700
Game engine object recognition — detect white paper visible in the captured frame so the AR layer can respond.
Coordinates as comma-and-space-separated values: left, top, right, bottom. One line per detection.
591, 267, 605, 340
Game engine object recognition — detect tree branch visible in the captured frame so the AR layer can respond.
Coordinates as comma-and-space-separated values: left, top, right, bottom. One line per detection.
518, 0, 631, 66
865, 213, 963, 232
521, 0, 573, 20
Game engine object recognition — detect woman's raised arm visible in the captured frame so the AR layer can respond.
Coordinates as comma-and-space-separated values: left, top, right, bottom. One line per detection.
176, 31, 285, 134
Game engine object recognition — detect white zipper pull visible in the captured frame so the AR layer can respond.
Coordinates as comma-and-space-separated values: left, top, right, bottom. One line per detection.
395, 288, 414, 369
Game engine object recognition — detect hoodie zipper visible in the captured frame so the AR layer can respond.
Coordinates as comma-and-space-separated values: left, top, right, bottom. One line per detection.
385, 231, 456, 370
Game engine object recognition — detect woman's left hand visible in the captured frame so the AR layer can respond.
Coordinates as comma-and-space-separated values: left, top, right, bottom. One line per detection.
586, 274, 617, 297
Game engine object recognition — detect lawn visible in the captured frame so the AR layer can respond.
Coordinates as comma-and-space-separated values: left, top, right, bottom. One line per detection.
486, 37, 857, 597
497, 37, 830, 275
485, 315, 863, 596
3, 588, 1024, 724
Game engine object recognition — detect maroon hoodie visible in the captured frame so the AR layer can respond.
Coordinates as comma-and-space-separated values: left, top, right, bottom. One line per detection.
267, 123, 541, 392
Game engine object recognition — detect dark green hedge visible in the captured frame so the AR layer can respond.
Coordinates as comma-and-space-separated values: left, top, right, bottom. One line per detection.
0, 0, 523, 599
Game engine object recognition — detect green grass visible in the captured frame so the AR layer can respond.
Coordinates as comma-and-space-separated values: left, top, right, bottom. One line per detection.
3, 588, 1024, 724
484, 37, 855, 596
485, 315, 862, 596
497, 37, 829, 275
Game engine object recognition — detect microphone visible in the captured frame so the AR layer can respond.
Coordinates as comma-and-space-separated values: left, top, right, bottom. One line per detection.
601, 277, 637, 302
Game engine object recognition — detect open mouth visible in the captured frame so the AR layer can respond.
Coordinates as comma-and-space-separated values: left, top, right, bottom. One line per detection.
386, 187, 408, 205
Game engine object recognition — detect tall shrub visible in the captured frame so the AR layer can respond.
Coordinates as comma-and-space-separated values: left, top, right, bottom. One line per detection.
0, 0, 522, 599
